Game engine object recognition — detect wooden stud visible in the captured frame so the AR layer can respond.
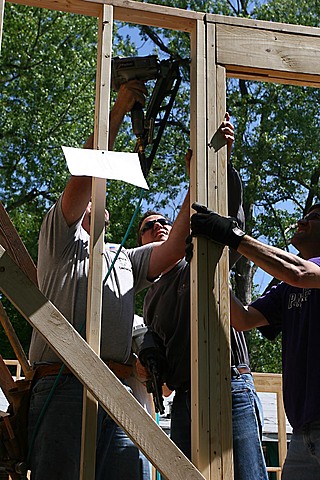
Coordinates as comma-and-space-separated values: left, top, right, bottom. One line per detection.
208, 57, 233, 477
0, 202, 37, 286
0, 0, 4, 51
253, 373, 288, 476
80, 5, 113, 479
0, 355, 16, 401
0, 300, 32, 377
189, 17, 211, 479
206, 19, 233, 478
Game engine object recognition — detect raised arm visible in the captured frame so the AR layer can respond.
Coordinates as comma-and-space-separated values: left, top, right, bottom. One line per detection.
146, 114, 236, 280
237, 236, 320, 288
190, 207, 320, 289
222, 112, 234, 164
147, 188, 190, 279
61, 80, 148, 227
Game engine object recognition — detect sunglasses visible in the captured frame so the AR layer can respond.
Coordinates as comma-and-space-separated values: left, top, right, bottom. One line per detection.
141, 218, 173, 235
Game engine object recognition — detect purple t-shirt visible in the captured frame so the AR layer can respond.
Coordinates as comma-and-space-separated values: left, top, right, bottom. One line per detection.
251, 257, 320, 431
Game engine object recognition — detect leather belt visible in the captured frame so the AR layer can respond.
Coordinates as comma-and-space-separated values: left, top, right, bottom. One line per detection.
231, 365, 251, 377
33, 363, 70, 380
106, 360, 133, 380
34, 361, 133, 381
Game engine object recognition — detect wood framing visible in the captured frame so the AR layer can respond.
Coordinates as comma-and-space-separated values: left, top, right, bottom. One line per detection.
0, 245, 205, 480
80, 6, 113, 479
3, 2, 320, 479
0, 0, 4, 50
253, 373, 287, 479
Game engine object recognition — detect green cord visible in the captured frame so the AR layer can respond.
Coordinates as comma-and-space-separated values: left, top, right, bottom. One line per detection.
25, 188, 145, 473
103, 187, 144, 284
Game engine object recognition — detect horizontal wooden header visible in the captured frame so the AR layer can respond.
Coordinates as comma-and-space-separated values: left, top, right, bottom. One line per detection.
216, 23, 320, 85
208, 13, 320, 37
6, 0, 320, 85
7, 0, 203, 31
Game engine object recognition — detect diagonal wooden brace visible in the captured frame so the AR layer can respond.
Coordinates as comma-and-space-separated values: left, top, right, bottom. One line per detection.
0, 244, 205, 480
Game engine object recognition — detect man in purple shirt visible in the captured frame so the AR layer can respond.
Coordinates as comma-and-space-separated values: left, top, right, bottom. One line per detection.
190, 201, 320, 479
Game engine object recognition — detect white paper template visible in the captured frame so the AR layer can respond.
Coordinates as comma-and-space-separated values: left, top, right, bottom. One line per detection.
62, 146, 149, 190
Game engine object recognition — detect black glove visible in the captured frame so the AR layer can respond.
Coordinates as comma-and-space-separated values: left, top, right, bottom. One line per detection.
190, 202, 245, 250
185, 234, 194, 263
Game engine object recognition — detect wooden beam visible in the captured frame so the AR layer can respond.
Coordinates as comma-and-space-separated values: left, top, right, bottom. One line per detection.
253, 373, 287, 474
6, 0, 101, 16
226, 66, 320, 89
0, 245, 205, 480
80, 5, 113, 479
0, 355, 16, 401
209, 64, 233, 480
0, 0, 4, 51
216, 23, 320, 80
190, 17, 210, 479
209, 13, 320, 37
0, 202, 37, 286
0, 301, 32, 378
6, 0, 203, 31
190, 18, 233, 480
205, 19, 233, 476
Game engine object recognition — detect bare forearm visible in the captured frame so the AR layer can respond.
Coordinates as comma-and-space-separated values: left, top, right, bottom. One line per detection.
62, 81, 147, 225
83, 99, 127, 151
167, 188, 191, 258
61, 177, 92, 226
230, 291, 268, 331
148, 189, 190, 278
238, 236, 320, 288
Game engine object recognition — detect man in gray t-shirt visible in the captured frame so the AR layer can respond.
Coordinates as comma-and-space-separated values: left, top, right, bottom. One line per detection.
29, 195, 154, 365
28, 80, 190, 480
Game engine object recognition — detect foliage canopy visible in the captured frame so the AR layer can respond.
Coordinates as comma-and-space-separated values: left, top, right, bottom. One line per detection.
1, 0, 320, 371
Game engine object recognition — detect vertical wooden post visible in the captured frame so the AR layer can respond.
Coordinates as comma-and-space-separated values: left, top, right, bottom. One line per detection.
190, 17, 233, 480
0, 0, 4, 52
189, 16, 211, 478
207, 59, 233, 478
277, 388, 287, 470
79, 5, 113, 479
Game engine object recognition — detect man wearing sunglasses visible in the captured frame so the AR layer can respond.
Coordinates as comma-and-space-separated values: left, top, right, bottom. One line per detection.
190, 200, 320, 479
137, 116, 268, 480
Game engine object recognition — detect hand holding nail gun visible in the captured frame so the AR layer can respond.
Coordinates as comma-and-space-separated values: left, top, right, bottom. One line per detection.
132, 323, 168, 415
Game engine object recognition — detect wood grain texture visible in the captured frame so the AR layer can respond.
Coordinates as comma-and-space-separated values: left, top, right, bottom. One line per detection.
189, 18, 210, 479
0, 0, 4, 50
0, 202, 37, 286
0, 301, 32, 377
253, 373, 287, 474
6, 0, 203, 31
217, 24, 320, 79
208, 13, 320, 37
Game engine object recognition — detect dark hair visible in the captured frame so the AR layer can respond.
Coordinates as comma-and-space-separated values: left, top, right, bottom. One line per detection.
308, 203, 320, 214
137, 209, 163, 246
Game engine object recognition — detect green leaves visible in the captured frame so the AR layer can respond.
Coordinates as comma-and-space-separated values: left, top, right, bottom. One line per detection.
2, 0, 320, 368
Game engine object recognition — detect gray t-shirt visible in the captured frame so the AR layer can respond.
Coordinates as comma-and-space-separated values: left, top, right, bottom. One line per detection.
29, 196, 153, 365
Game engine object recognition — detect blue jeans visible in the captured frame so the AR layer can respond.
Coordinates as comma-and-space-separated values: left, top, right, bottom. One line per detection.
231, 373, 268, 480
282, 420, 320, 479
170, 373, 268, 480
28, 375, 142, 480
